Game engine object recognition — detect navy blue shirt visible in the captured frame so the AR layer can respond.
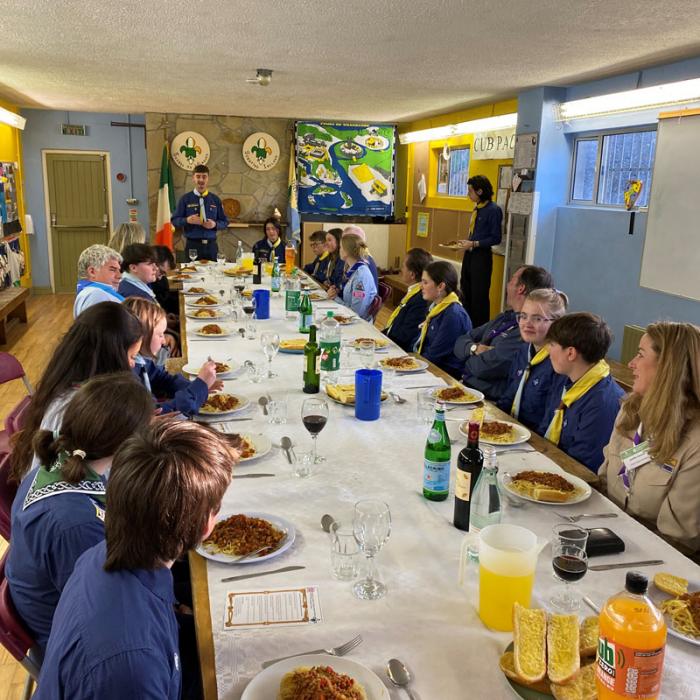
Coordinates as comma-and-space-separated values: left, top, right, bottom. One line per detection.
417, 303, 473, 378
454, 310, 524, 401
538, 374, 624, 472
497, 344, 567, 431
117, 278, 157, 301
171, 191, 228, 241
6, 468, 106, 652
383, 287, 430, 353
35, 542, 181, 700
327, 256, 345, 289
470, 200, 502, 248
303, 253, 332, 284
252, 238, 285, 263
133, 357, 209, 416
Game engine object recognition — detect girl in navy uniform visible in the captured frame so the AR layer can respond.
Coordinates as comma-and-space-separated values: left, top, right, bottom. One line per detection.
7, 373, 153, 653
382, 248, 432, 352
539, 312, 624, 472
498, 288, 568, 430
415, 260, 472, 378
252, 217, 285, 263
35, 419, 234, 700
331, 233, 377, 321
323, 227, 346, 291
117, 243, 160, 300
123, 297, 221, 416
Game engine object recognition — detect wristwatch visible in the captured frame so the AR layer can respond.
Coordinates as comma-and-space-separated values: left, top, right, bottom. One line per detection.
469, 343, 478, 356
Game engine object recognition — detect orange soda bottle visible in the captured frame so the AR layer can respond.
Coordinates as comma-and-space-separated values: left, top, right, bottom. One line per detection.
596, 571, 666, 699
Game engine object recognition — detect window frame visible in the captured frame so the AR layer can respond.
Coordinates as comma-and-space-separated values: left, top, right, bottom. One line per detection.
434, 145, 471, 198
568, 126, 657, 209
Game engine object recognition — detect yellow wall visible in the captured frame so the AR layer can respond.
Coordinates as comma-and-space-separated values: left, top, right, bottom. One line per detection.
0, 100, 30, 284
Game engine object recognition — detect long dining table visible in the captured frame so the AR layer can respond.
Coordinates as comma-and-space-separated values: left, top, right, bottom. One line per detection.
179, 264, 699, 700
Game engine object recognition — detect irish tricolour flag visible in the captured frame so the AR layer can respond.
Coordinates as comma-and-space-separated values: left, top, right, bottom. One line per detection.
155, 142, 176, 250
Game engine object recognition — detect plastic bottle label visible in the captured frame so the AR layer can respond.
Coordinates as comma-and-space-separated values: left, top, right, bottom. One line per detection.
320, 341, 340, 371
423, 458, 450, 493
285, 290, 300, 311
596, 637, 665, 698
455, 470, 472, 500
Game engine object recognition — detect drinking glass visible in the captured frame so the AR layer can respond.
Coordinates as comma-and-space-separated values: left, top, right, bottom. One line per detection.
260, 332, 280, 378
247, 362, 266, 384
330, 523, 361, 581
217, 252, 226, 267
550, 524, 589, 612
352, 500, 391, 600
268, 398, 288, 425
188, 248, 197, 263
301, 397, 328, 464
417, 388, 435, 424
292, 451, 314, 478
242, 294, 257, 339
355, 339, 375, 369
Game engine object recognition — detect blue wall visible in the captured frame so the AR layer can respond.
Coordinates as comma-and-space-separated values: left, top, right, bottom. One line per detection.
20, 110, 148, 288
524, 55, 700, 358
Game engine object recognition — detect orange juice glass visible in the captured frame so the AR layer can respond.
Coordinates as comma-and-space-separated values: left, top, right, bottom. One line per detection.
285, 243, 296, 274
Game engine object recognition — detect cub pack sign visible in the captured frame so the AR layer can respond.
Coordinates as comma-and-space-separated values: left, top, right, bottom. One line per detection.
472, 128, 516, 160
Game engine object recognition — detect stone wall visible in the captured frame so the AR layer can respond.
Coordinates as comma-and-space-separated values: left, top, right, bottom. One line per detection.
145, 112, 294, 252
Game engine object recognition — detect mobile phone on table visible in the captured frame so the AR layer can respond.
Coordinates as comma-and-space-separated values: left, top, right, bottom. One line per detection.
585, 527, 625, 557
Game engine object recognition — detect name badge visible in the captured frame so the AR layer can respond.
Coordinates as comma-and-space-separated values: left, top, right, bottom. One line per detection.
620, 440, 652, 471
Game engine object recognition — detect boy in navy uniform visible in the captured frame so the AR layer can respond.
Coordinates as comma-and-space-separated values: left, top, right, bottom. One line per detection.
171, 164, 228, 261
34, 419, 234, 700
303, 230, 332, 283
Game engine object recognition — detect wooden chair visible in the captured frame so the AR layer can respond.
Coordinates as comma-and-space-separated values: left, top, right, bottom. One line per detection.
0, 453, 16, 540
368, 281, 392, 322
0, 352, 34, 454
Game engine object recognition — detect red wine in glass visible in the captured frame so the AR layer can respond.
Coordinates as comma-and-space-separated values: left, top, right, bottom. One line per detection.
303, 414, 327, 435
552, 554, 587, 582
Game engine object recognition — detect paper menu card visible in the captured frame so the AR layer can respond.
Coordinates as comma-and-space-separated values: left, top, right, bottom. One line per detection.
224, 586, 322, 631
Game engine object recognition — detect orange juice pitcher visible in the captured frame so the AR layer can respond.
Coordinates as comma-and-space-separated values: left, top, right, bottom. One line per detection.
596, 571, 666, 700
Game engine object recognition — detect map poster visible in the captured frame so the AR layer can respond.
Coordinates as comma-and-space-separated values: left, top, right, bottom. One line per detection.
295, 122, 395, 218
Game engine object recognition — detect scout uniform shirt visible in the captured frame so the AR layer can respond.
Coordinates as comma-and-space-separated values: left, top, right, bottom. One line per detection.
35, 541, 181, 700
171, 189, 228, 241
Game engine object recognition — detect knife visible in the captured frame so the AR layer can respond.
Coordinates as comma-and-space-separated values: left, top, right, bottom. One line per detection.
589, 559, 664, 572
221, 565, 305, 583
233, 473, 276, 479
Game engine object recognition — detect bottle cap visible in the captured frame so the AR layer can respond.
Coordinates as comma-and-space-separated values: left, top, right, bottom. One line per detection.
625, 571, 649, 594
326, 311, 334, 317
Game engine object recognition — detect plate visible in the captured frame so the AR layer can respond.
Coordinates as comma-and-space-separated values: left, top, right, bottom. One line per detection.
195, 394, 251, 418
650, 577, 700, 647
182, 287, 215, 296
185, 309, 228, 320
501, 642, 553, 700
237, 433, 273, 463
349, 337, 390, 353
498, 464, 592, 506
439, 242, 464, 251
241, 654, 390, 700
186, 299, 223, 308
193, 325, 234, 339
309, 291, 328, 301
196, 511, 296, 565
333, 315, 358, 326
433, 386, 484, 405
325, 386, 389, 405
182, 361, 238, 378
459, 419, 530, 446
379, 357, 428, 373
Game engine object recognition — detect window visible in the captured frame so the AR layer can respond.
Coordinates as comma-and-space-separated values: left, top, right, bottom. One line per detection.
436, 146, 470, 196
570, 129, 656, 207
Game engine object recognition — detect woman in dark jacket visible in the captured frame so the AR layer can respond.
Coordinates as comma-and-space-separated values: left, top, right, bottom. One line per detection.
252, 217, 285, 263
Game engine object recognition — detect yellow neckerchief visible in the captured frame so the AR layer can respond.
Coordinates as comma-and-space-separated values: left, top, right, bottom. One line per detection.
511, 344, 549, 420
319, 251, 329, 261
385, 283, 421, 332
312, 250, 329, 276
268, 238, 281, 248
193, 189, 209, 197
468, 200, 489, 239
544, 359, 610, 445
416, 292, 461, 353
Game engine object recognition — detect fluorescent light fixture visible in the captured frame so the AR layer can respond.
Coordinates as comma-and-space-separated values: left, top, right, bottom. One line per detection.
558, 77, 700, 121
399, 112, 517, 144
0, 107, 26, 130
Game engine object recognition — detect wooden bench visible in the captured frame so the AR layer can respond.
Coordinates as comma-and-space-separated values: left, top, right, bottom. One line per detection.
382, 273, 408, 308
607, 357, 634, 393
0, 287, 29, 345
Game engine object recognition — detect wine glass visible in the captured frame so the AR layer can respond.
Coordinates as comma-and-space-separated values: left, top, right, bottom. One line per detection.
188, 248, 197, 264
261, 332, 280, 378
352, 500, 392, 600
301, 397, 328, 464
242, 294, 257, 339
550, 524, 589, 612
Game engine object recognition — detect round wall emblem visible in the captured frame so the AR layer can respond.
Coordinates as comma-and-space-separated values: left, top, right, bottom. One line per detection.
171, 131, 211, 171
243, 132, 280, 171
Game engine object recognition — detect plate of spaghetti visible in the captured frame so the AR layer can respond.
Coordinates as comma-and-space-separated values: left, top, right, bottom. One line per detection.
379, 356, 428, 373
196, 393, 250, 417
433, 385, 484, 405
197, 512, 295, 564
459, 418, 530, 445
652, 573, 700, 646
499, 465, 591, 505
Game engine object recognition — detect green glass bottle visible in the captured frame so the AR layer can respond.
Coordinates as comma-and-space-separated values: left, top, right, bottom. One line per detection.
303, 325, 320, 394
271, 259, 281, 294
423, 403, 451, 501
298, 290, 313, 334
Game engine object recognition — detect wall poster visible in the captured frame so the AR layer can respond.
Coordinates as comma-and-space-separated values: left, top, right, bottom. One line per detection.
295, 122, 395, 217
0, 162, 22, 237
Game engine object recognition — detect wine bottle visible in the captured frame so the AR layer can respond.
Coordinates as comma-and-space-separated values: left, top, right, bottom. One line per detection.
252, 257, 262, 285
423, 403, 451, 501
453, 421, 483, 530
303, 325, 320, 394
298, 290, 313, 334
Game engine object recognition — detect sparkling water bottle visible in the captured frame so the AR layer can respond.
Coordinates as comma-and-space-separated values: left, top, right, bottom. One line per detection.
469, 445, 501, 534
319, 311, 341, 385
284, 272, 301, 320
235, 240, 244, 266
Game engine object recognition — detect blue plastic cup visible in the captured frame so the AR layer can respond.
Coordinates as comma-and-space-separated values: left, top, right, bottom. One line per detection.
252, 289, 270, 319
355, 369, 382, 421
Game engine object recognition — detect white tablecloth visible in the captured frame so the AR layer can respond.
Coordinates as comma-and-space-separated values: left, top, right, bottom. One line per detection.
184, 271, 700, 700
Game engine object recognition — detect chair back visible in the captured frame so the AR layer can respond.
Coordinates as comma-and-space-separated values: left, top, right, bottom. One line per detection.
377, 281, 392, 304
367, 281, 392, 322
6, 396, 31, 436
0, 353, 26, 386
0, 453, 16, 541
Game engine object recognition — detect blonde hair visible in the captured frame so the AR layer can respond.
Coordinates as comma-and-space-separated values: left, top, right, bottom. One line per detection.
108, 223, 146, 253
341, 233, 369, 261
525, 288, 568, 320
122, 297, 166, 359
618, 321, 700, 464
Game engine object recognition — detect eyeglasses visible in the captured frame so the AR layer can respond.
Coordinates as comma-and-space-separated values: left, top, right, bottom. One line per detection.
515, 312, 553, 324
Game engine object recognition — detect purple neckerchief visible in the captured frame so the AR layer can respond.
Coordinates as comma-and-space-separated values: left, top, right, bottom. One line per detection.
486, 314, 518, 342
618, 424, 643, 490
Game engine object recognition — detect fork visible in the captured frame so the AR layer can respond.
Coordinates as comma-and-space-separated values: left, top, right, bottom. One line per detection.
261, 634, 363, 668
554, 511, 618, 523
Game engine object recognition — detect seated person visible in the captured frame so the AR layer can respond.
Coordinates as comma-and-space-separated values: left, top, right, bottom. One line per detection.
454, 265, 553, 401
599, 322, 700, 554
330, 233, 377, 321
150, 244, 180, 316
10, 302, 144, 484
73, 244, 124, 318
498, 288, 568, 431
538, 312, 624, 472
34, 419, 234, 699
252, 217, 285, 263
383, 248, 432, 352
414, 261, 472, 378
7, 373, 153, 653
303, 230, 332, 283
341, 225, 379, 287
117, 243, 159, 300
123, 297, 220, 416
323, 228, 346, 290
107, 222, 146, 253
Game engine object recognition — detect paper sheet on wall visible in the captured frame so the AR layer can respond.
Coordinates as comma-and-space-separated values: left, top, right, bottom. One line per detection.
496, 188, 509, 211
417, 173, 427, 203
223, 585, 322, 630
513, 134, 538, 170
507, 191, 534, 216
498, 166, 513, 190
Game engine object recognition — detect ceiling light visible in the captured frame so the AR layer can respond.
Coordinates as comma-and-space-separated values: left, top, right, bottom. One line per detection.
0, 107, 26, 130
246, 69, 273, 87
399, 113, 517, 145
557, 77, 700, 121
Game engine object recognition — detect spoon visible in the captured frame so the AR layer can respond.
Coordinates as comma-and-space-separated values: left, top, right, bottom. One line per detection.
389, 392, 406, 404
387, 658, 417, 700
280, 436, 295, 464
258, 396, 269, 415
238, 328, 246, 338
321, 514, 337, 533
